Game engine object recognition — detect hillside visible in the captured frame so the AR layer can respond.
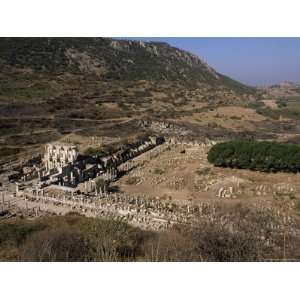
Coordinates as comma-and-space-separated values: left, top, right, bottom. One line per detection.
0, 38, 257, 113
0, 38, 254, 91
1, 37, 296, 163
259, 81, 300, 98
1, 39, 300, 263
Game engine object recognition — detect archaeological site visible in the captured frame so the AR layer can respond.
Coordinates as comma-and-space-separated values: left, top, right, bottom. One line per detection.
0, 37, 300, 262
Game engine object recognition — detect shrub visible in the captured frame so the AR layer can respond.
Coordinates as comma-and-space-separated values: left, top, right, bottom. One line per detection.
256, 107, 280, 119
195, 167, 211, 176
0, 216, 146, 262
125, 177, 140, 185
276, 100, 287, 108
0, 147, 21, 157
0, 222, 46, 247
207, 140, 300, 172
0, 210, 299, 261
153, 168, 164, 175
21, 229, 87, 262
295, 200, 300, 214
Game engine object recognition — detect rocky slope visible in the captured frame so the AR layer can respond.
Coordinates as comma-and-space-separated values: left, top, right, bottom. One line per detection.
0, 38, 277, 161
259, 81, 300, 99
0, 37, 254, 93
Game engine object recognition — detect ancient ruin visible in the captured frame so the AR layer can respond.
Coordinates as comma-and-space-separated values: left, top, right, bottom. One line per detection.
0, 132, 299, 236
14, 135, 164, 194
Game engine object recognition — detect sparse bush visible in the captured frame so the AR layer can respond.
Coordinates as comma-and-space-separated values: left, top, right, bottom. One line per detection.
295, 200, 300, 214
0, 209, 299, 261
153, 168, 164, 175
143, 229, 196, 262
276, 100, 287, 108
230, 115, 241, 120
0, 221, 46, 248
256, 107, 280, 119
21, 229, 87, 262
0, 216, 145, 262
0, 147, 21, 157
186, 223, 261, 261
125, 177, 140, 185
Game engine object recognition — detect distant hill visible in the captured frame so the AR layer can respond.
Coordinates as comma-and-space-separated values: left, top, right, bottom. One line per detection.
259, 80, 300, 99
0, 37, 255, 95
278, 81, 300, 88
0, 38, 266, 161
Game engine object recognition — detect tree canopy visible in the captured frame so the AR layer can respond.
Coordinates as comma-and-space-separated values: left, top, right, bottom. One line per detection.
207, 140, 300, 172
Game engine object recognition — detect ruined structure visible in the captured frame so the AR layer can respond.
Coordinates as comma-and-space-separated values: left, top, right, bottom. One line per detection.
4, 136, 299, 239
16, 135, 164, 194
44, 143, 79, 172
40, 143, 104, 189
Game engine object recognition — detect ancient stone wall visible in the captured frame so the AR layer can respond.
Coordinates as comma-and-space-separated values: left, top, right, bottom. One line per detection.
15, 186, 298, 237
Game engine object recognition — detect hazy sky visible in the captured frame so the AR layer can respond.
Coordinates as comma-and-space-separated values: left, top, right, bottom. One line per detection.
123, 38, 300, 87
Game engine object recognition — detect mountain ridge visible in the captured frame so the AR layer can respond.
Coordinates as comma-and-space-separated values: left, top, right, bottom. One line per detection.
0, 37, 255, 95
0, 37, 270, 161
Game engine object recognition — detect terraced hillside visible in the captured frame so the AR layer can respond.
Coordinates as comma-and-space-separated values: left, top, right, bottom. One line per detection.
1, 37, 298, 163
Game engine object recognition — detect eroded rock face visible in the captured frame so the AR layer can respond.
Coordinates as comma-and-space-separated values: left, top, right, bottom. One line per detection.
109, 38, 220, 79
65, 48, 108, 77
139, 120, 191, 136
0, 38, 255, 96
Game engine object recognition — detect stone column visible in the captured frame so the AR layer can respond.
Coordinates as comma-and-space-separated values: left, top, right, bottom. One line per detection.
95, 183, 98, 196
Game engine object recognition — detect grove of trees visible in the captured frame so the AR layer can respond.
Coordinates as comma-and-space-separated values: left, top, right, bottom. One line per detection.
207, 140, 300, 172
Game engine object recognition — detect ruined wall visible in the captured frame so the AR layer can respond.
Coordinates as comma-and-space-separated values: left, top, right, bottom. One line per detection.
15, 186, 298, 238
44, 143, 78, 172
